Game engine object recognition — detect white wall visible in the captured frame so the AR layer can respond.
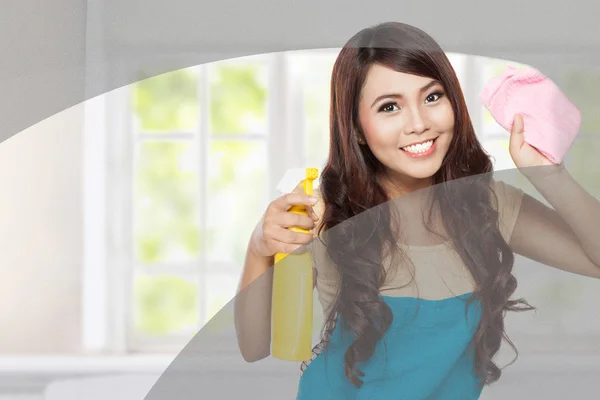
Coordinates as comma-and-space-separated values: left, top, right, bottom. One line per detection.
0, 105, 83, 354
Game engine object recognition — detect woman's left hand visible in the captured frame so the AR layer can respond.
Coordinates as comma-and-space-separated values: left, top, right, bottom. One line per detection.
508, 113, 557, 169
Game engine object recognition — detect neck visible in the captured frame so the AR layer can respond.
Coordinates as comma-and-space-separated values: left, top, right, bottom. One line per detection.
379, 171, 432, 199
378, 170, 437, 216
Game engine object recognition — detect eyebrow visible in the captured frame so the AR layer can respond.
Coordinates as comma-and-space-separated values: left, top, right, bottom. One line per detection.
370, 79, 442, 108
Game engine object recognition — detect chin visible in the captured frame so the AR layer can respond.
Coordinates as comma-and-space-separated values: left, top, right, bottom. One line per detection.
397, 161, 443, 180
408, 170, 439, 181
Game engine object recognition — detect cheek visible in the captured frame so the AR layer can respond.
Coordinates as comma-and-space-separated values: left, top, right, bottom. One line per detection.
433, 102, 455, 131
361, 117, 399, 148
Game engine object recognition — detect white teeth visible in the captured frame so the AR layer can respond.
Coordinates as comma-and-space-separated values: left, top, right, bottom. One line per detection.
402, 139, 434, 153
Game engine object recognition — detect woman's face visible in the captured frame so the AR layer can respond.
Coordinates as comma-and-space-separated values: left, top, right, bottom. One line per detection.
357, 64, 455, 193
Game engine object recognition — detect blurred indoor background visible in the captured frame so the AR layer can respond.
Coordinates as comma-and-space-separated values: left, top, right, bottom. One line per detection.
1, 48, 600, 399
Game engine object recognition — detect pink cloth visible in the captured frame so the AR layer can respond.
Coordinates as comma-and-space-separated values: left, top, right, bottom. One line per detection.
480, 66, 582, 164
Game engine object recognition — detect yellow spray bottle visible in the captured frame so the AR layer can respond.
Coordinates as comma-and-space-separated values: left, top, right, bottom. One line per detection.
271, 167, 319, 361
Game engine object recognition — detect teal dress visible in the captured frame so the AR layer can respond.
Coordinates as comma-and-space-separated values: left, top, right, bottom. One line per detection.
296, 292, 483, 399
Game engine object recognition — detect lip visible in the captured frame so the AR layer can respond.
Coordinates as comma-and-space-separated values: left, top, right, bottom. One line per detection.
401, 137, 438, 149
400, 137, 438, 158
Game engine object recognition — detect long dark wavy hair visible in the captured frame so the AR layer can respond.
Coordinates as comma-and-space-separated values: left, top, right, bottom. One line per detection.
303, 22, 535, 389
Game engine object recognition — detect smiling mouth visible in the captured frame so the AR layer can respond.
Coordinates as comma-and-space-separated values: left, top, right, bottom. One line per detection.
400, 137, 438, 154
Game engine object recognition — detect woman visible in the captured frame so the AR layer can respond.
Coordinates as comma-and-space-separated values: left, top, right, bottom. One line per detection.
234, 21, 600, 399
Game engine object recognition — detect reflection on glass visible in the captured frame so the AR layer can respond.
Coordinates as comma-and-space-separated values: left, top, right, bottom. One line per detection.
132, 67, 199, 132
134, 140, 200, 264
134, 273, 199, 336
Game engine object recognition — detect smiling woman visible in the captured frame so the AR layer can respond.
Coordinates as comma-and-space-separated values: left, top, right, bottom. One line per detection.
298, 22, 515, 399
233, 21, 600, 400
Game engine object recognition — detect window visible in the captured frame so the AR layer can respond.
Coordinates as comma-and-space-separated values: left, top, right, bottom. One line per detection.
92, 51, 343, 353
84, 50, 600, 355
126, 55, 278, 351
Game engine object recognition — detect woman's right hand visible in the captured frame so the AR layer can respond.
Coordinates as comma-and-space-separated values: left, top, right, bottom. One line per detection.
250, 185, 320, 258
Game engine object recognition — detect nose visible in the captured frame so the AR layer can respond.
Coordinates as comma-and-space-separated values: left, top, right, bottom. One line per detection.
404, 107, 427, 135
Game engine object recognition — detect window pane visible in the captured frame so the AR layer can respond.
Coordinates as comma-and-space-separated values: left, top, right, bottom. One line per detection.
206, 140, 268, 268
133, 273, 199, 336
131, 67, 199, 132
134, 140, 200, 264
209, 61, 268, 135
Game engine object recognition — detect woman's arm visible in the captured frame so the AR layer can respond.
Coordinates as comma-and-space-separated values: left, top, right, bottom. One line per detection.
234, 185, 324, 362
503, 113, 600, 278
234, 229, 275, 362
509, 164, 600, 278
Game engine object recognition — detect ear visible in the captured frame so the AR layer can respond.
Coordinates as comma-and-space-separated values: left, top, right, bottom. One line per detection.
353, 126, 366, 145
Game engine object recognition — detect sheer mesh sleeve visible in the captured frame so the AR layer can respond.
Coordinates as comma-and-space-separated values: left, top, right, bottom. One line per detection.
492, 179, 525, 243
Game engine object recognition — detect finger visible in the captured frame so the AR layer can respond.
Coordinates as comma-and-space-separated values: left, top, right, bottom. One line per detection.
306, 205, 319, 221
263, 212, 314, 236
281, 227, 314, 245
270, 227, 314, 246
509, 113, 525, 153
272, 192, 318, 211
511, 113, 524, 135
279, 211, 315, 230
273, 242, 307, 256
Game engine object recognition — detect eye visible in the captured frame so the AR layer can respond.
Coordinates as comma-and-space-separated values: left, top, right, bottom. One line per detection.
425, 91, 445, 103
378, 102, 400, 113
